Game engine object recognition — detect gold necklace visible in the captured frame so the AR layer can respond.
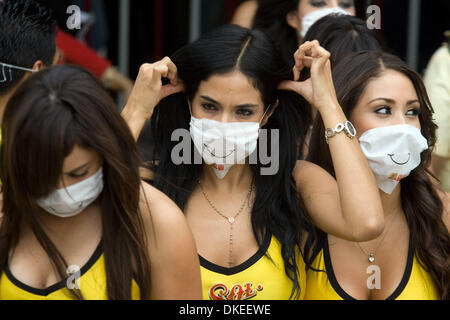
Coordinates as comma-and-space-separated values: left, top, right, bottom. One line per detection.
197, 179, 254, 268
357, 208, 401, 263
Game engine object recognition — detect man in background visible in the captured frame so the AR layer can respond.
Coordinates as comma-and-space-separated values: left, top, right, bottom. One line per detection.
0, 0, 58, 123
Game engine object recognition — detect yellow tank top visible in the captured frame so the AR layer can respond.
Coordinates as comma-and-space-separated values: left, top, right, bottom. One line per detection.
0, 241, 140, 300
200, 235, 306, 300
304, 236, 439, 300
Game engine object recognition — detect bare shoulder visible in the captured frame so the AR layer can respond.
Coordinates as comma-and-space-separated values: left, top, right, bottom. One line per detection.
436, 188, 450, 231
293, 159, 320, 174
138, 183, 201, 299
139, 181, 185, 233
293, 160, 335, 189
231, 0, 258, 28
138, 181, 198, 262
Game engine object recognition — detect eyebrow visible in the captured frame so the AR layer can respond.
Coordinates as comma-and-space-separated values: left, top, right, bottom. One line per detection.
367, 98, 420, 105
199, 95, 259, 108
65, 162, 90, 174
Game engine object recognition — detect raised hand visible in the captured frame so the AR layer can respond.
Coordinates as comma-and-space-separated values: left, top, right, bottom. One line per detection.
126, 57, 185, 120
278, 40, 339, 112
122, 57, 185, 141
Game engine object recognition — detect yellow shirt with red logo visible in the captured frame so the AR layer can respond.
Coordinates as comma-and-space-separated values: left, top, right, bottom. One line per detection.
200, 235, 306, 300
0, 241, 141, 300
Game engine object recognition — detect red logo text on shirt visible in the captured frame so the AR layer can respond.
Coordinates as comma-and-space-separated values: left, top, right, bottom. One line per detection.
208, 282, 264, 300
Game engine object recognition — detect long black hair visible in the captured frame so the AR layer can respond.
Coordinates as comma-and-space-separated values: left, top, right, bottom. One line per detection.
307, 51, 450, 299
302, 13, 385, 67
148, 24, 313, 298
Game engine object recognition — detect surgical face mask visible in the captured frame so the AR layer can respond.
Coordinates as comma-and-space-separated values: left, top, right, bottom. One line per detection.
0, 62, 37, 83
300, 7, 351, 38
359, 124, 428, 194
189, 103, 270, 179
37, 167, 104, 218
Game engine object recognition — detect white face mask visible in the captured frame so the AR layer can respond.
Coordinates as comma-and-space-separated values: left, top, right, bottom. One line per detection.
300, 7, 351, 38
189, 104, 269, 179
37, 167, 104, 218
359, 124, 428, 194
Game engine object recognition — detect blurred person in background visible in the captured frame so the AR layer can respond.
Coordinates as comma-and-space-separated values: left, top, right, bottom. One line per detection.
0, 0, 58, 124
231, 0, 369, 65
425, 31, 450, 192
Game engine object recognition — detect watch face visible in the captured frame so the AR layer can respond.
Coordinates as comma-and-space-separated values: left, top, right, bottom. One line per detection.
345, 121, 356, 136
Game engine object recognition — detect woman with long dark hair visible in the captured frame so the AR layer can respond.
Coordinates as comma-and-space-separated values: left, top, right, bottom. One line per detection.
306, 51, 450, 300
291, 13, 384, 157
0, 65, 202, 300
232, 0, 368, 65
122, 24, 385, 300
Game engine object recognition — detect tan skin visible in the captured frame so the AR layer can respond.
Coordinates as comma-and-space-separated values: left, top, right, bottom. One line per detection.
122, 41, 385, 271
5, 145, 202, 299
326, 70, 450, 300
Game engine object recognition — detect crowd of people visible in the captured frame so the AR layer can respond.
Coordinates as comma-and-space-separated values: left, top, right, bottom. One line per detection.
0, 0, 448, 300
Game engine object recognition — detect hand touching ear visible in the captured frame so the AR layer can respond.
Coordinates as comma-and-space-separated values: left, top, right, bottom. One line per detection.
122, 57, 185, 141
126, 57, 185, 120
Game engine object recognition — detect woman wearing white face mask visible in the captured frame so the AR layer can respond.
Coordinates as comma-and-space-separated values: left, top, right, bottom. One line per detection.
231, 0, 363, 64
122, 25, 385, 300
306, 51, 450, 300
0, 65, 202, 300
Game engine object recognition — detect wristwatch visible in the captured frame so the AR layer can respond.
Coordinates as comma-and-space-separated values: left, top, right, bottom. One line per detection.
325, 120, 356, 144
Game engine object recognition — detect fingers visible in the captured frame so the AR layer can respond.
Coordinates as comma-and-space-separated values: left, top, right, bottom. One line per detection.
160, 80, 185, 100
153, 56, 179, 85
160, 56, 179, 85
294, 40, 330, 68
137, 56, 179, 90
278, 80, 297, 92
277, 78, 311, 101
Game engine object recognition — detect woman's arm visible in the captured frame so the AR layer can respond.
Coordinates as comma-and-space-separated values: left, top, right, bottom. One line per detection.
281, 41, 385, 242
139, 181, 202, 299
121, 58, 184, 141
231, 0, 258, 28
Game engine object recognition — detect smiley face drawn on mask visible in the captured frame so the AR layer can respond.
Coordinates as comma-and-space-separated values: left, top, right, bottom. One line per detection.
49, 201, 83, 215
388, 153, 411, 165
203, 143, 236, 159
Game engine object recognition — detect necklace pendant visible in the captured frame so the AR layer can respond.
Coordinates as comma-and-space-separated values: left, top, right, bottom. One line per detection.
228, 217, 235, 224
368, 254, 375, 263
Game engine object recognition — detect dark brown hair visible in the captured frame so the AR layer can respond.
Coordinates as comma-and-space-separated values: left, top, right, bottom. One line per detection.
307, 51, 450, 299
252, 0, 370, 65
0, 65, 151, 299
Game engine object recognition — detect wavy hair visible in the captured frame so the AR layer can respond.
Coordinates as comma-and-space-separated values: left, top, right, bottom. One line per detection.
307, 51, 450, 299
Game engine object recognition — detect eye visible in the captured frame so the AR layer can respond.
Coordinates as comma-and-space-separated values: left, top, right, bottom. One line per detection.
201, 103, 218, 112
374, 106, 391, 115
338, 0, 354, 9
406, 107, 420, 116
236, 108, 254, 117
68, 170, 88, 178
309, 0, 327, 7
